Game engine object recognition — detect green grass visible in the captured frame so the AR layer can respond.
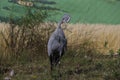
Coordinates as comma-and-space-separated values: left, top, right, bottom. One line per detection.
0, 0, 26, 19
0, 0, 120, 24
1, 50, 120, 80
50, 0, 120, 24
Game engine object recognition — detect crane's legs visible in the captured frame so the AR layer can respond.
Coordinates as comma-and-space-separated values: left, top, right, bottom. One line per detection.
58, 61, 62, 80
50, 59, 62, 80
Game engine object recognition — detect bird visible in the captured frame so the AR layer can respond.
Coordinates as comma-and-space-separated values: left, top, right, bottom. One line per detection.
47, 14, 71, 70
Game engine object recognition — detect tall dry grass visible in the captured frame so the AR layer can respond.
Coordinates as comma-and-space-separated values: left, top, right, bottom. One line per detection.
0, 22, 54, 60
0, 23, 10, 58
0, 23, 120, 55
64, 24, 120, 54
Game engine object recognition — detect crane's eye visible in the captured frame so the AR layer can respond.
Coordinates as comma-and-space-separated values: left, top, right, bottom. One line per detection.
66, 16, 71, 22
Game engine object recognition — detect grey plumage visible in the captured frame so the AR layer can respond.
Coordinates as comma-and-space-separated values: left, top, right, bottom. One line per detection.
47, 14, 70, 70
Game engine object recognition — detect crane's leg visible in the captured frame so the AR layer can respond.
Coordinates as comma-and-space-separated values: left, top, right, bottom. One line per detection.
50, 54, 57, 71
58, 58, 62, 80
49, 56, 53, 71
50, 55, 56, 79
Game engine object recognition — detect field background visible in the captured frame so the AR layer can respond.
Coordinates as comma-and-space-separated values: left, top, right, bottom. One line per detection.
1, 0, 120, 80
0, 0, 120, 24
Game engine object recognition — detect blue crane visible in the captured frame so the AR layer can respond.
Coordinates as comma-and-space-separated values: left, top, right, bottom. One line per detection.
47, 14, 71, 70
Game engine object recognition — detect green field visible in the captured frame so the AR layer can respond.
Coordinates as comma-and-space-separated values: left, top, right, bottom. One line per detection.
0, 0, 120, 24
51, 0, 120, 24
0, 0, 26, 20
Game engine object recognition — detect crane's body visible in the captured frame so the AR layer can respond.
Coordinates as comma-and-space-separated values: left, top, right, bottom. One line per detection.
47, 14, 70, 70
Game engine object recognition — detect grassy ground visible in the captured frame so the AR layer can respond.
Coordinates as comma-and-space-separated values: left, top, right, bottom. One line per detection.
0, 0, 120, 24
0, 48, 120, 80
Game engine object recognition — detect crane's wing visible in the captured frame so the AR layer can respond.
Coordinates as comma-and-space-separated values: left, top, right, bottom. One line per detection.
51, 35, 67, 51
51, 39, 60, 51
47, 32, 67, 56
47, 37, 60, 56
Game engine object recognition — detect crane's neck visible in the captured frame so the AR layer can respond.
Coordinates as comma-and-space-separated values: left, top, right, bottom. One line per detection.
57, 20, 63, 29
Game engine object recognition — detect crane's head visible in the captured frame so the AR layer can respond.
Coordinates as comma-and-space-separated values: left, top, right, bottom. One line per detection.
61, 14, 71, 23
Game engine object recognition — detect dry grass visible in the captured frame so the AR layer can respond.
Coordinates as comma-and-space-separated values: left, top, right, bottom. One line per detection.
64, 24, 120, 54
0, 23, 10, 58
0, 22, 52, 59
0, 23, 120, 54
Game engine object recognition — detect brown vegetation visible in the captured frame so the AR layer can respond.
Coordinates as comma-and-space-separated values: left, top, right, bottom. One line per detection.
0, 23, 120, 55
64, 24, 120, 54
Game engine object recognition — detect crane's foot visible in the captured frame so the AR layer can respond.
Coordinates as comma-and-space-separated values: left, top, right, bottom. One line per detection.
58, 61, 61, 65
